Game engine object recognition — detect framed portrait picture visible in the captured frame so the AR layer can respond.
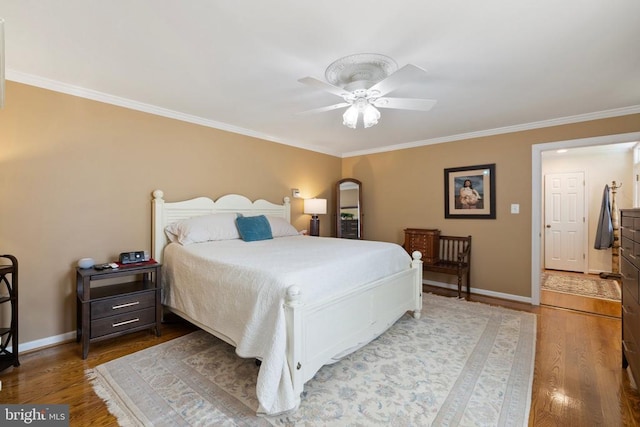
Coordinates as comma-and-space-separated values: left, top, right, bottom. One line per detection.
444, 163, 496, 219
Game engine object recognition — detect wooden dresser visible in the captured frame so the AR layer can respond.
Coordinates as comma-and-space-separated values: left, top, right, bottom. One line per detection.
340, 219, 360, 239
404, 228, 440, 265
621, 209, 640, 385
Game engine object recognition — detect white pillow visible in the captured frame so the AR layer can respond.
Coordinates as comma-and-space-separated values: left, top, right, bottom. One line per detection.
165, 213, 240, 245
267, 216, 300, 237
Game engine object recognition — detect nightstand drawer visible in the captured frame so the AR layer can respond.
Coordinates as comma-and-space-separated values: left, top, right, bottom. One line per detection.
91, 291, 156, 320
90, 307, 156, 338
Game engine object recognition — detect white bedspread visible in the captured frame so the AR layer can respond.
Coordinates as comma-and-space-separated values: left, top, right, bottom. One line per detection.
161, 235, 412, 415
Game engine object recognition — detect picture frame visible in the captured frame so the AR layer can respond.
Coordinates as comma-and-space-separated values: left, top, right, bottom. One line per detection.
444, 163, 496, 219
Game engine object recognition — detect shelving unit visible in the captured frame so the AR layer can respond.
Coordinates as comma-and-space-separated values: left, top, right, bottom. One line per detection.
0, 254, 19, 372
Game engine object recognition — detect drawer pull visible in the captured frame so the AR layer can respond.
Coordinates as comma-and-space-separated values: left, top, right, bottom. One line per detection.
112, 301, 140, 310
112, 318, 140, 327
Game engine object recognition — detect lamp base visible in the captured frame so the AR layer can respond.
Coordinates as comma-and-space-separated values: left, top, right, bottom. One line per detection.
309, 216, 320, 237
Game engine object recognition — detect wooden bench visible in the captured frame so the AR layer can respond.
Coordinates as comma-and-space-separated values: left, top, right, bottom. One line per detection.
404, 229, 472, 299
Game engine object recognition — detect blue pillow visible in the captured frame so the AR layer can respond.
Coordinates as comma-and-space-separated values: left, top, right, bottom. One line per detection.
236, 215, 273, 242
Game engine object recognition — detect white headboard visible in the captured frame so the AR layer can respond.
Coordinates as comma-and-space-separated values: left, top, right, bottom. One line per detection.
151, 189, 291, 262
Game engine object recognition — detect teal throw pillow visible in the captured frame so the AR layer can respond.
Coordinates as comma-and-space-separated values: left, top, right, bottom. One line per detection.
236, 215, 273, 242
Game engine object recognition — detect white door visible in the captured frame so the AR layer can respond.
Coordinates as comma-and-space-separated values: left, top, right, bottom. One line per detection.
544, 172, 586, 272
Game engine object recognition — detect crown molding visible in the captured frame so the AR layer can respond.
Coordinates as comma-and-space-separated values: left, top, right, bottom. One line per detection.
7, 70, 638, 159
341, 105, 640, 158
6, 70, 342, 157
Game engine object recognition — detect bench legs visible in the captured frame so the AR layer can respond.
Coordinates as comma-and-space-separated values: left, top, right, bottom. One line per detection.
457, 271, 471, 299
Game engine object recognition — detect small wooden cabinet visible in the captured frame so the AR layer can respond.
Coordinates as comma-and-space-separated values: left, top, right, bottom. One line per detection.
76, 262, 161, 359
404, 228, 440, 265
621, 209, 640, 385
0, 254, 19, 371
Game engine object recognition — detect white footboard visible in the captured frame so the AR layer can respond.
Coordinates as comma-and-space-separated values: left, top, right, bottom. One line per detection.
284, 251, 423, 397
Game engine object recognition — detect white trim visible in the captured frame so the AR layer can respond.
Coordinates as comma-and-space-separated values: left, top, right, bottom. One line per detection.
531, 131, 640, 306
342, 106, 640, 158
423, 280, 532, 304
7, 69, 639, 159
12, 331, 76, 354
6, 70, 341, 158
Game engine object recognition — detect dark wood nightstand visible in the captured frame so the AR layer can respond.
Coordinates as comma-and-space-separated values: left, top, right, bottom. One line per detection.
76, 262, 162, 359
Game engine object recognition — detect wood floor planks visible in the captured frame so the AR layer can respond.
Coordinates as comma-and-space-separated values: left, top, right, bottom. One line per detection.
1, 289, 639, 426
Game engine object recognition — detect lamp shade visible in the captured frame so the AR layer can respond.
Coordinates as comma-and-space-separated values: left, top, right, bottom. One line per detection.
304, 198, 327, 215
342, 106, 358, 129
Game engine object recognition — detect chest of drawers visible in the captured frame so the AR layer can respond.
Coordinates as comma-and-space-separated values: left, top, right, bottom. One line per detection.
621, 209, 640, 385
403, 228, 440, 265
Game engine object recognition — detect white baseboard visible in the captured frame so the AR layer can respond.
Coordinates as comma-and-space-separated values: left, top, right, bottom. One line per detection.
423, 279, 533, 304
11, 331, 76, 354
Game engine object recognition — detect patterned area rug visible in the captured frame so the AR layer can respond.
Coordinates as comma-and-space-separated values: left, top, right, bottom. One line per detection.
541, 272, 621, 301
87, 295, 536, 426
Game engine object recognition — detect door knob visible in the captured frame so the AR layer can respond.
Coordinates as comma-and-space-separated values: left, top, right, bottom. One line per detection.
546, 225, 551, 228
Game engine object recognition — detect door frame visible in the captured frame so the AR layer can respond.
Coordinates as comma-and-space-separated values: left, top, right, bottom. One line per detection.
531, 131, 640, 306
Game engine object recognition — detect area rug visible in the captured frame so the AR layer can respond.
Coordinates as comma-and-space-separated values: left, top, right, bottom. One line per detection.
87, 294, 536, 426
541, 272, 621, 301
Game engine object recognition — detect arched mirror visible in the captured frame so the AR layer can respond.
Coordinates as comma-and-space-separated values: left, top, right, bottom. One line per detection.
336, 178, 363, 239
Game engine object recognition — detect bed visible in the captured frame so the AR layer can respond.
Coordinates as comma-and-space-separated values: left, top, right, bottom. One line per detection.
151, 190, 423, 415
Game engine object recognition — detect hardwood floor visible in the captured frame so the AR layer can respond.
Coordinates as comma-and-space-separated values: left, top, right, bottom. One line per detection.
1, 293, 639, 426
541, 270, 622, 318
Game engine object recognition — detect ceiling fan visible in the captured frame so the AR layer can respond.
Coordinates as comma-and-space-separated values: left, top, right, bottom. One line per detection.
297, 53, 437, 129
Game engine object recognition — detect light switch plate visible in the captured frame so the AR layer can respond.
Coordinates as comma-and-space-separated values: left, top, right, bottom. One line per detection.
511, 204, 520, 214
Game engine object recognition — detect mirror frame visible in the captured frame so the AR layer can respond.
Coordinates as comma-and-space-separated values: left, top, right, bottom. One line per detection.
336, 178, 363, 239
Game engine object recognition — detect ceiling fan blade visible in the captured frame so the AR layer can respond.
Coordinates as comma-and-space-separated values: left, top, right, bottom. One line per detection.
373, 97, 437, 111
368, 64, 428, 97
296, 102, 350, 115
298, 76, 350, 98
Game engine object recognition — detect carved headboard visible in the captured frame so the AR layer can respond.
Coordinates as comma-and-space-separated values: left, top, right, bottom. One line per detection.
151, 189, 291, 262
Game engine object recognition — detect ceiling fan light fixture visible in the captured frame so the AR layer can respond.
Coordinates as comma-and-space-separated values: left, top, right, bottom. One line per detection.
342, 105, 359, 129
298, 53, 436, 130
363, 104, 380, 128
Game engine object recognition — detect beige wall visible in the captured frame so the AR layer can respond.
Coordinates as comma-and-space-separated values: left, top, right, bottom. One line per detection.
0, 82, 341, 346
3, 79, 640, 349
342, 115, 640, 298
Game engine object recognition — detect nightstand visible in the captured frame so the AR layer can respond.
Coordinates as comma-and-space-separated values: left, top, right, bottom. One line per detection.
76, 262, 161, 359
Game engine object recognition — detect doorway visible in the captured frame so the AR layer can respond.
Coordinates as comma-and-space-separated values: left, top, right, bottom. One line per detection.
531, 131, 640, 306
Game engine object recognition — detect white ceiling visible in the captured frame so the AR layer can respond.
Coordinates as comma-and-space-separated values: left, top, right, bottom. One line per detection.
2, 1, 639, 157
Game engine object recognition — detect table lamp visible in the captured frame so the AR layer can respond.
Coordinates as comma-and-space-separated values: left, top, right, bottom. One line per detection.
304, 198, 327, 236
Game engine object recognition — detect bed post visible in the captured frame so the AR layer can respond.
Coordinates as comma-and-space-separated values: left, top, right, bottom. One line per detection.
284, 285, 304, 398
411, 250, 423, 319
152, 190, 166, 263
